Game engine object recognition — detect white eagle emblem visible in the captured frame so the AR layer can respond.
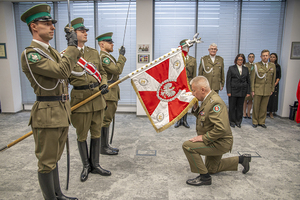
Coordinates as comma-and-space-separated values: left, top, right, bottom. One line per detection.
160, 83, 175, 98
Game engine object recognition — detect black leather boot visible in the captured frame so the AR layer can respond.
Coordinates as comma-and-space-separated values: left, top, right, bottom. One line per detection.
38, 171, 56, 200
174, 117, 183, 128
102, 127, 119, 152
90, 138, 111, 176
100, 127, 118, 155
53, 164, 78, 200
182, 113, 190, 128
77, 140, 91, 182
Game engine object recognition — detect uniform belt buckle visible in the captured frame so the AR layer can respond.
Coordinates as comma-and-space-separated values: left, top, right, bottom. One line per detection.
89, 83, 95, 90
61, 94, 68, 102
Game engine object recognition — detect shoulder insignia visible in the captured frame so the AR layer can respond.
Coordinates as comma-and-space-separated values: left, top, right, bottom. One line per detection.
27, 52, 41, 63
103, 57, 110, 65
213, 105, 221, 113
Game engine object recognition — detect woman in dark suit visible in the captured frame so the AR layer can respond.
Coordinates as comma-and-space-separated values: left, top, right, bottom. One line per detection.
226, 54, 251, 128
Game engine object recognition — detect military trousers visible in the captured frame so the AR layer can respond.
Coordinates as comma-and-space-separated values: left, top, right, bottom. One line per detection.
182, 140, 238, 174
252, 95, 270, 125
103, 100, 118, 127
32, 127, 68, 173
71, 110, 104, 142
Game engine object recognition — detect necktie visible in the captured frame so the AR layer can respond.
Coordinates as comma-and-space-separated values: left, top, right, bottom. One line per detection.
48, 46, 58, 62
80, 48, 84, 55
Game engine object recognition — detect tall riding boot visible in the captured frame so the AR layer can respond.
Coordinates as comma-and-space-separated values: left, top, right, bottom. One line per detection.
182, 113, 190, 128
77, 140, 91, 182
90, 138, 111, 176
174, 117, 183, 128
53, 164, 78, 200
38, 171, 56, 200
100, 127, 118, 155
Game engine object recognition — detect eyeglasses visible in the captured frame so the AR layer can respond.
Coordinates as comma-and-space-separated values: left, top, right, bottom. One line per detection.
209, 48, 217, 51
237, 59, 244, 61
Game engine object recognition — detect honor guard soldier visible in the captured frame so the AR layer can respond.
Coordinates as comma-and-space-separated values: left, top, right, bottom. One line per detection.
198, 43, 225, 93
66, 18, 111, 182
96, 32, 126, 155
175, 39, 197, 128
182, 76, 251, 186
20, 4, 80, 200
251, 50, 276, 128
243, 53, 255, 119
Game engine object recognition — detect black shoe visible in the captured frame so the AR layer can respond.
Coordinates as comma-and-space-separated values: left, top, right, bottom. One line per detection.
240, 154, 251, 174
182, 114, 190, 128
77, 141, 91, 182
252, 124, 257, 128
236, 124, 241, 128
174, 120, 182, 128
230, 123, 235, 128
247, 116, 251, 119
243, 116, 247, 119
90, 138, 111, 176
186, 175, 212, 186
101, 127, 118, 155
258, 124, 267, 128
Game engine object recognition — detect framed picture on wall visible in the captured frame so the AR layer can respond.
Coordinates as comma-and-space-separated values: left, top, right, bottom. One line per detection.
0, 43, 7, 59
138, 44, 150, 53
290, 42, 300, 59
138, 54, 150, 63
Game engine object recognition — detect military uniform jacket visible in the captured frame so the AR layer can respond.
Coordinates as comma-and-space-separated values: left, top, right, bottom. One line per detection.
245, 62, 254, 75
192, 90, 233, 152
100, 51, 126, 101
251, 61, 276, 96
69, 46, 107, 113
21, 41, 81, 128
198, 55, 225, 91
185, 55, 197, 85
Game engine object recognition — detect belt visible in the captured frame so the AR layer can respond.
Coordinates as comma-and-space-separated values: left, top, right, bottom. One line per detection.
73, 82, 99, 90
36, 94, 69, 102
108, 80, 116, 84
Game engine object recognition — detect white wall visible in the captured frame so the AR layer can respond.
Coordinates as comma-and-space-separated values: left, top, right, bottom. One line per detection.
0, 2, 22, 113
278, 0, 300, 117
136, 0, 153, 116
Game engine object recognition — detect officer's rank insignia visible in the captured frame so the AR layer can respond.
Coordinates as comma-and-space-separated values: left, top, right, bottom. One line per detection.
213, 105, 221, 112
200, 111, 205, 116
103, 57, 110, 65
27, 52, 41, 63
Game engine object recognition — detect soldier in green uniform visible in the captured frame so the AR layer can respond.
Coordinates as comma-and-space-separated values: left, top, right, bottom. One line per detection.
67, 18, 111, 182
96, 32, 126, 155
243, 53, 255, 119
20, 4, 80, 199
198, 43, 225, 93
182, 76, 251, 186
175, 39, 197, 128
251, 50, 276, 128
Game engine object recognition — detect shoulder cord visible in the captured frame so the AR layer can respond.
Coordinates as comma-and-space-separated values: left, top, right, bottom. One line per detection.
100, 53, 116, 82
254, 64, 266, 79
202, 58, 213, 74
24, 48, 63, 91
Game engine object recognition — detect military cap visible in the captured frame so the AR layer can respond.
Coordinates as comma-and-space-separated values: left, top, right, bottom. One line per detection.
96, 32, 114, 43
21, 4, 57, 25
65, 17, 89, 32
179, 39, 188, 46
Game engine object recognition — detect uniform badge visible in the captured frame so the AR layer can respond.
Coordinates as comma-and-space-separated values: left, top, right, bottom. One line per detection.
200, 111, 205, 116
27, 52, 41, 63
213, 105, 221, 112
103, 57, 110, 65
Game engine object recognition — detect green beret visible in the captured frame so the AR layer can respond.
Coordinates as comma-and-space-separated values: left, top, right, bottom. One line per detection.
65, 17, 89, 32
96, 32, 113, 42
20, 4, 57, 25
180, 39, 188, 46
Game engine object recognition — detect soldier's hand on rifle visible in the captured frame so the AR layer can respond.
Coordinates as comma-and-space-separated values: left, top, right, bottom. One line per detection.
100, 84, 109, 95
65, 27, 78, 47
119, 46, 125, 56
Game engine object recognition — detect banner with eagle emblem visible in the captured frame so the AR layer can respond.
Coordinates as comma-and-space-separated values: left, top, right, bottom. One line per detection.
129, 47, 198, 132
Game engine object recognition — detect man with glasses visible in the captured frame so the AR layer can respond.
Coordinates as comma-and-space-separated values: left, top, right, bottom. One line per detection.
198, 43, 225, 94
20, 4, 80, 199
67, 18, 111, 183
96, 32, 126, 155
